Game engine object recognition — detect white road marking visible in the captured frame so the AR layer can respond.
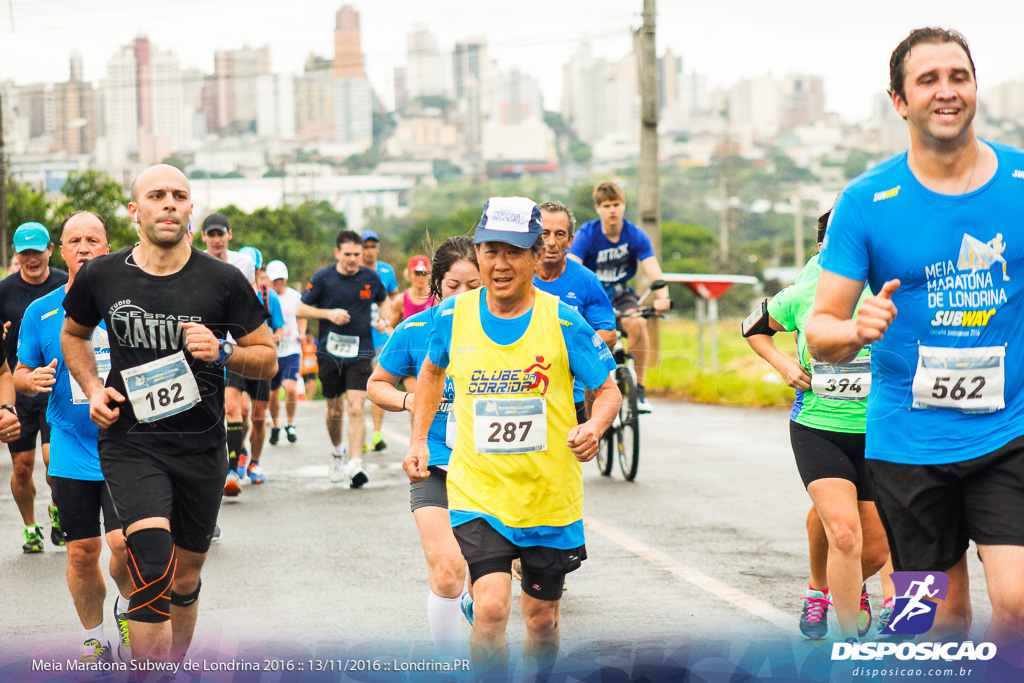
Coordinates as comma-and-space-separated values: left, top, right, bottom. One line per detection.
584, 516, 792, 631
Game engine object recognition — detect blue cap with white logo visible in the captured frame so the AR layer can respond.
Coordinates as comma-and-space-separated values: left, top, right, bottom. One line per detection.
239, 246, 264, 270
13, 222, 52, 253
475, 197, 543, 249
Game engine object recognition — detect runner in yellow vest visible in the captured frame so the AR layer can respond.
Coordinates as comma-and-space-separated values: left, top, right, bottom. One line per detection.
407, 197, 620, 679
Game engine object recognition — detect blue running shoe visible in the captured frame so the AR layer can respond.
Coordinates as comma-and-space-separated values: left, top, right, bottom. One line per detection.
460, 592, 474, 626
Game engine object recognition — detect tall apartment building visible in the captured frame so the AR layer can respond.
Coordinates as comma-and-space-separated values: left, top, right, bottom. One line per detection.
104, 46, 139, 153
295, 53, 335, 141
213, 45, 271, 131
406, 26, 447, 101
334, 5, 364, 79
54, 79, 96, 155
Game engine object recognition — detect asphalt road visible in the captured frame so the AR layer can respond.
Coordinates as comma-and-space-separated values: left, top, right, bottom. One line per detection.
0, 398, 994, 681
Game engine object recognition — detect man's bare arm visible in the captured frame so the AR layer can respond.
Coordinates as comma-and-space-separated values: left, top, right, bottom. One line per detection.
806, 271, 900, 364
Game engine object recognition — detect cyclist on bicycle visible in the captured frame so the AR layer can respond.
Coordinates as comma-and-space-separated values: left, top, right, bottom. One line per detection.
534, 201, 617, 425
568, 182, 670, 412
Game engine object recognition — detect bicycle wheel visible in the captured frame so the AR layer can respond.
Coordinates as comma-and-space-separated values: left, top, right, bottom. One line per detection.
596, 427, 614, 476
616, 365, 640, 481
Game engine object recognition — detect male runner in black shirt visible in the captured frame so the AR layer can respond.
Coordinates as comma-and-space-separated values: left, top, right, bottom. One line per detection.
0, 222, 68, 552
298, 230, 390, 487
61, 164, 276, 664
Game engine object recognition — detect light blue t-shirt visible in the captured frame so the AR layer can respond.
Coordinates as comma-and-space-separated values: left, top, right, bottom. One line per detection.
568, 218, 655, 287
427, 288, 616, 548
819, 140, 1024, 465
534, 258, 616, 402
18, 287, 107, 480
257, 286, 285, 330
377, 307, 455, 467
372, 261, 399, 349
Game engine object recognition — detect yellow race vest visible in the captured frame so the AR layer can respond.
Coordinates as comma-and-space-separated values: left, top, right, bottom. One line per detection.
447, 287, 582, 528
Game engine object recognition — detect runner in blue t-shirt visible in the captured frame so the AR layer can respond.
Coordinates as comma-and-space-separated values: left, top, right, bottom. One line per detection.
13, 211, 133, 664
232, 252, 286, 485
361, 229, 399, 453
534, 200, 616, 425
807, 28, 1024, 642
567, 181, 670, 412
366, 235, 481, 659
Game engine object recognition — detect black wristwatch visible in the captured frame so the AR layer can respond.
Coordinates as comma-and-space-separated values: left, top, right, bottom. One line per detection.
0, 404, 16, 417
213, 339, 234, 367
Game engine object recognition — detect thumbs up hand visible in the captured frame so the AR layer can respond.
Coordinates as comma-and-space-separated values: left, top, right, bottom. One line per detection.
29, 359, 59, 394
854, 279, 900, 345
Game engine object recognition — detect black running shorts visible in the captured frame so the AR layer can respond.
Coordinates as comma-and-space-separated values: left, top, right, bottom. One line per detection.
319, 358, 373, 399
99, 442, 228, 553
790, 421, 871, 501
225, 370, 270, 402
868, 435, 1024, 573
51, 476, 121, 542
453, 517, 586, 602
610, 288, 640, 317
410, 466, 449, 512
8, 395, 50, 453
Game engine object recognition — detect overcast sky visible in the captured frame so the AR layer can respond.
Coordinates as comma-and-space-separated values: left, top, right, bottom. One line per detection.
1, 0, 1020, 123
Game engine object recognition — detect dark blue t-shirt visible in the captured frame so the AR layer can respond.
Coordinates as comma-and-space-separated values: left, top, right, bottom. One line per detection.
302, 265, 387, 361
567, 218, 654, 286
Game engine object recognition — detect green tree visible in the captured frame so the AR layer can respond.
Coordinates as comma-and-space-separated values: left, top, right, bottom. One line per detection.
373, 111, 397, 147
214, 201, 344, 287
161, 156, 188, 172
844, 149, 874, 180
5, 179, 51, 233
569, 140, 592, 165
53, 170, 135, 257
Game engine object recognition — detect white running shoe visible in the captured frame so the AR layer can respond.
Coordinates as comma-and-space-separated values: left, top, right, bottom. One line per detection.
346, 458, 368, 489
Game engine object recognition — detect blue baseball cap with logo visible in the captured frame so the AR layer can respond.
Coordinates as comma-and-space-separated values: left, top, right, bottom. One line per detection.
361, 229, 380, 242
475, 197, 543, 249
239, 246, 264, 270
13, 222, 52, 253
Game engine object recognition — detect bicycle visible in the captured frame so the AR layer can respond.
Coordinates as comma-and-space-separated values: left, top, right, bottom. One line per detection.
596, 280, 667, 482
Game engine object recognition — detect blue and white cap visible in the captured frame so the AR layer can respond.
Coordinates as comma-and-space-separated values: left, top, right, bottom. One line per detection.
475, 197, 543, 249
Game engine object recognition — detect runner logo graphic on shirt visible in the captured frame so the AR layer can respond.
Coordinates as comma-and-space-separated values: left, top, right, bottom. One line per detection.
926, 233, 1009, 336
469, 356, 551, 395
958, 233, 1010, 281
881, 571, 949, 635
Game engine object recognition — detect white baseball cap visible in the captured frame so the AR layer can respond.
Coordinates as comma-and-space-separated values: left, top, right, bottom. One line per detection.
266, 260, 289, 281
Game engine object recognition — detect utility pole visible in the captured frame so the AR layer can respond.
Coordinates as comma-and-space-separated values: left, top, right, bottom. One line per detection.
637, 0, 661, 371
637, 0, 660, 261
0, 89, 8, 269
793, 193, 804, 269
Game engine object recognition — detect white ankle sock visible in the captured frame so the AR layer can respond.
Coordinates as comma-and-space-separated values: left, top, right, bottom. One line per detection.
83, 623, 105, 645
427, 591, 463, 659
116, 594, 131, 615
332, 443, 346, 456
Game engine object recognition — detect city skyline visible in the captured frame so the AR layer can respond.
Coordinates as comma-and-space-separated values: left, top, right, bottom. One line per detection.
2, 0, 1023, 124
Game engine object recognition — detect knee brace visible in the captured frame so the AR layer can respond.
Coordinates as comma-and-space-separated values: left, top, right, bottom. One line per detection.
125, 528, 175, 623
171, 579, 202, 607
